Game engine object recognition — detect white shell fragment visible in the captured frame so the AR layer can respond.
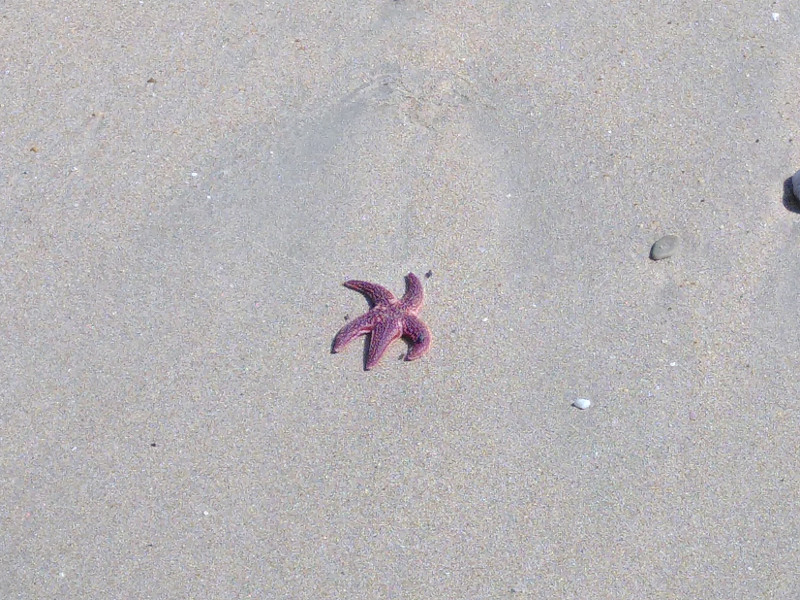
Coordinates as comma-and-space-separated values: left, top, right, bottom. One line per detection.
573, 398, 592, 410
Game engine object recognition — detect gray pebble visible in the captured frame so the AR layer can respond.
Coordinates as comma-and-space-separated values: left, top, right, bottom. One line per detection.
650, 234, 679, 260
573, 398, 591, 410
793, 169, 800, 200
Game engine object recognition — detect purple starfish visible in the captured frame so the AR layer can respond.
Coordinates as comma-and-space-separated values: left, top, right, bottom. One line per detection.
333, 272, 432, 370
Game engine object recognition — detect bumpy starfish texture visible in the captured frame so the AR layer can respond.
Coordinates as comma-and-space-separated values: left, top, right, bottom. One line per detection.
333, 272, 432, 370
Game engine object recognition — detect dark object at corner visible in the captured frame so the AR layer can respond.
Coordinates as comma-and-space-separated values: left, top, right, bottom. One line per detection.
783, 169, 800, 213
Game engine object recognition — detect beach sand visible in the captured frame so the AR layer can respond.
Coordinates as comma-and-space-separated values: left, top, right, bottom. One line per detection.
2, 2, 799, 597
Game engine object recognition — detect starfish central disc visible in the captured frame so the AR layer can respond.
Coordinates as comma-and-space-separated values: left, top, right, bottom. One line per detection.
333, 272, 432, 370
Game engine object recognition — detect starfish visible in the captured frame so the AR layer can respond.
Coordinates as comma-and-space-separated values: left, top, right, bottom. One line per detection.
333, 272, 432, 370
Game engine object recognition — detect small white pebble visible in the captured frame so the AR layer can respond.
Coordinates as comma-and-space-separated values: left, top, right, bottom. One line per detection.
573, 398, 591, 410
772, 12, 779, 21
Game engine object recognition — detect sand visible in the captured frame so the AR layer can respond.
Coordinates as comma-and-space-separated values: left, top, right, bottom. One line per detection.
2, 1, 799, 598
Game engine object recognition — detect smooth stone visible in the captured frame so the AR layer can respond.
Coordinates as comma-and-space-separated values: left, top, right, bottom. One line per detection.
650, 234, 679, 260
793, 169, 800, 200
573, 398, 591, 410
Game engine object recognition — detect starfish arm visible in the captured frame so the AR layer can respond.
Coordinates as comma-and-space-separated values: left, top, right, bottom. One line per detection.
365, 318, 404, 370
399, 272, 424, 312
343, 280, 396, 306
402, 313, 432, 362
333, 311, 377, 353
